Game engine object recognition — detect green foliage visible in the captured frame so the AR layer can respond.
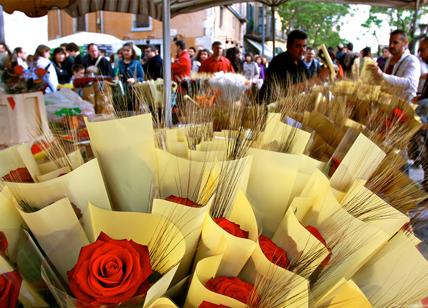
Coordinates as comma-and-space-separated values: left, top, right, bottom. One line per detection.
278, 0, 351, 48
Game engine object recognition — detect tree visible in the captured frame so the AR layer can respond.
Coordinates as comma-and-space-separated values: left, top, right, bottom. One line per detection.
278, 1, 351, 48
362, 5, 428, 52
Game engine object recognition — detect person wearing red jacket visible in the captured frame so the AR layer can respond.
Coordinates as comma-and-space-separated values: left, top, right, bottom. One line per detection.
172, 40, 191, 82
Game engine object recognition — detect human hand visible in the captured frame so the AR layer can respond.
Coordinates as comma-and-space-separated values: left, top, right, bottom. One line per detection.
366, 63, 383, 80
318, 67, 331, 81
127, 78, 136, 84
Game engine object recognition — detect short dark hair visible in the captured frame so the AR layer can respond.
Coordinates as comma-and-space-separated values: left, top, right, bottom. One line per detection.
60, 43, 68, 48
145, 45, 158, 52
189, 46, 196, 52
287, 30, 308, 47
66, 42, 80, 52
53, 47, 66, 57
212, 41, 222, 49
361, 47, 371, 57
346, 42, 353, 51
306, 47, 314, 52
175, 40, 186, 50
72, 63, 85, 73
13, 47, 23, 54
390, 29, 407, 41
87, 43, 97, 51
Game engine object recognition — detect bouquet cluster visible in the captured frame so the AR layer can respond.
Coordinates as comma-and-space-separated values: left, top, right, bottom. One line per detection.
0, 76, 427, 308
1, 60, 47, 94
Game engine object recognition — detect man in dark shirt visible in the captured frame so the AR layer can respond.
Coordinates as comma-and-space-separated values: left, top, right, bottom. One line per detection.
259, 30, 329, 103
143, 45, 163, 80
81, 43, 113, 77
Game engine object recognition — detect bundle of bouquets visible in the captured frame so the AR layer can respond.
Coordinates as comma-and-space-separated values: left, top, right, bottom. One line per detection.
1, 60, 47, 94
14, 198, 185, 307
208, 72, 250, 104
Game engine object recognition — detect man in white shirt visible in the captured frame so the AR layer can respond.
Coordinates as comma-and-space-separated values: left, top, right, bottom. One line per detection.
368, 29, 420, 102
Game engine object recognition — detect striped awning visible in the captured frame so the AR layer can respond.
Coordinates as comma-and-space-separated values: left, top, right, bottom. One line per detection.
2, 0, 426, 19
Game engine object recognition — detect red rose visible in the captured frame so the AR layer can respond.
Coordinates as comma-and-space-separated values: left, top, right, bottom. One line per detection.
305, 225, 332, 266
2, 168, 33, 183
165, 195, 198, 207
0, 270, 22, 308
67, 232, 153, 306
35, 68, 46, 78
31, 143, 43, 155
205, 277, 256, 304
199, 301, 230, 308
258, 235, 289, 268
391, 107, 407, 123
213, 218, 249, 239
0, 232, 8, 256
13, 65, 25, 75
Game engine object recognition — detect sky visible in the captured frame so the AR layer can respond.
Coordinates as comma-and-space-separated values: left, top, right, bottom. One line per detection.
2, 4, 395, 55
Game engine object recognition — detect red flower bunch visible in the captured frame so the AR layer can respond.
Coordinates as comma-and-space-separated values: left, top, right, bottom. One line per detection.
213, 218, 249, 239
0, 232, 8, 256
35, 68, 46, 78
67, 232, 153, 306
391, 107, 407, 124
13, 65, 25, 76
0, 270, 22, 307
205, 277, 256, 304
2, 168, 33, 183
199, 301, 230, 308
259, 235, 290, 268
165, 195, 198, 207
305, 225, 332, 266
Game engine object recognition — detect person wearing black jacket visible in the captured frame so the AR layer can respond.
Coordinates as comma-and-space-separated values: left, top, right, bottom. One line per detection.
143, 45, 163, 80
52, 47, 72, 84
81, 43, 113, 77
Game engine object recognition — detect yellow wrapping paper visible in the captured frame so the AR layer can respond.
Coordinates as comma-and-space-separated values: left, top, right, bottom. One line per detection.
316, 278, 372, 308
240, 243, 309, 307
195, 191, 258, 277
0, 187, 24, 262
341, 180, 408, 236
261, 113, 311, 154
196, 139, 228, 152
273, 203, 330, 279
155, 149, 217, 204
246, 148, 301, 237
166, 141, 189, 159
86, 114, 156, 212
151, 197, 212, 283
148, 297, 178, 308
0, 146, 26, 179
17, 198, 90, 281
88, 203, 186, 307
6, 159, 111, 238
330, 133, 386, 191
0, 255, 48, 307
184, 254, 247, 308
188, 149, 227, 162
352, 231, 428, 307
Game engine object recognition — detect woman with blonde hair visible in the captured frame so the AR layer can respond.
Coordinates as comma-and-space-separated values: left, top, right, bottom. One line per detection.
34, 44, 58, 93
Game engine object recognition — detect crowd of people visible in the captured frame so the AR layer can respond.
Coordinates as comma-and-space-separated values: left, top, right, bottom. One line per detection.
0, 27, 427, 106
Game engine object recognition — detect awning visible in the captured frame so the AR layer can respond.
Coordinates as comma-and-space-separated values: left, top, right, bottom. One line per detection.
246, 38, 273, 59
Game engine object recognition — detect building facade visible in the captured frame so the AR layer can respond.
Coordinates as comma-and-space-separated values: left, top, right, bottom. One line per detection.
47, 4, 246, 55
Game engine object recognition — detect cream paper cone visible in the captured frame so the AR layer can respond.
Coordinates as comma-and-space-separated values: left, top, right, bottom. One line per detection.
165, 127, 186, 143
240, 243, 309, 307
0, 146, 26, 179
86, 114, 156, 212
195, 191, 258, 277
17, 198, 89, 281
37, 150, 84, 175
330, 133, 386, 191
188, 149, 227, 162
316, 278, 372, 308
151, 197, 212, 283
87, 203, 186, 307
148, 297, 178, 308
352, 231, 428, 307
340, 180, 408, 236
196, 139, 228, 152
260, 113, 311, 154
273, 202, 330, 279
184, 254, 247, 308
155, 149, 217, 204
0, 187, 24, 262
0, 255, 48, 307
246, 148, 301, 237
6, 159, 111, 239
166, 141, 189, 159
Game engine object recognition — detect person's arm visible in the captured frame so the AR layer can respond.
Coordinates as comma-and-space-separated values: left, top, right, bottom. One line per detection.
377, 58, 420, 90
171, 54, 190, 75
136, 61, 144, 82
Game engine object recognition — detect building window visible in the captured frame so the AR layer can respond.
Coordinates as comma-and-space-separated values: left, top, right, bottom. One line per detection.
132, 14, 152, 32
220, 7, 224, 28
73, 15, 87, 32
